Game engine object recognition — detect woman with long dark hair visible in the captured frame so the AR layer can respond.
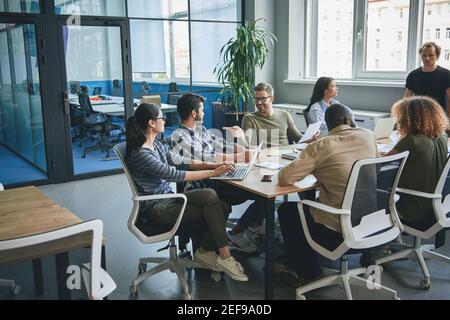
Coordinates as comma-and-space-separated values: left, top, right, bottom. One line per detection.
305, 77, 340, 134
125, 103, 248, 281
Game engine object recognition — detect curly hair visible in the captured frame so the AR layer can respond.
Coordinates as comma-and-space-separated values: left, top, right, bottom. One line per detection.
391, 96, 448, 139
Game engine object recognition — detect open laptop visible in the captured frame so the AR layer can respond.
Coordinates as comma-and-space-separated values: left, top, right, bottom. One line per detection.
210, 142, 263, 181
374, 118, 396, 139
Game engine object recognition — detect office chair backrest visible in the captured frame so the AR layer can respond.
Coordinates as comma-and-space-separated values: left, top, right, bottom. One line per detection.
113, 142, 139, 197
168, 82, 180, 93
112, 79, 122, 97
303, 110, 310, 127
140, 82, 150, 93
0, 219, 116, 300
167, 82, 180, 104
92, 87, 102, 96
78, 92, 94, 117
340, 151, 409, 249
69, 81, 81, 94
113, 142, 187, 244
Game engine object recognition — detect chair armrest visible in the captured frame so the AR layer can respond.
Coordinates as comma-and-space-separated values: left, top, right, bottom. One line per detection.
300, 199, 351, 215
133, 193, 187, 202
396, 188, 442, 200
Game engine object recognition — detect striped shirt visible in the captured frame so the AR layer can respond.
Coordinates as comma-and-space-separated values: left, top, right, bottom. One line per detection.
170, 123, 226, 163
125, 140, 189, 196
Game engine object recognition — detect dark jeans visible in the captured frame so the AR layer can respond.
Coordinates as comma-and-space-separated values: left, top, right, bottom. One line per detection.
278, 202, 343, 281
144, 189, 231, 251
216, 184, 266, 232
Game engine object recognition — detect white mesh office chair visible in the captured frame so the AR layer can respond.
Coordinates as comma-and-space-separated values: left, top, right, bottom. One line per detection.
0, 219, 116, 300
375, 155, 450, 290
294, 152, 409, 300
0, 183, 20, 296
113, 142, 219, 300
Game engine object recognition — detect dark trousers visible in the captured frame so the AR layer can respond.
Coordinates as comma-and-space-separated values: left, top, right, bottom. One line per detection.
145, 189, 230, 251
277, 202, 343, 281
216, 184, 266, 232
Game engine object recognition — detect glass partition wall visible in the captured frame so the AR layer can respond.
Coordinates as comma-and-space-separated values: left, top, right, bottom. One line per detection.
0, 0, 243, 187
0, 22, 47, 185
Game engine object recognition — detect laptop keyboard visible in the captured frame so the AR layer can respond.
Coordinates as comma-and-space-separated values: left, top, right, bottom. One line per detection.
224, 166, 249, 180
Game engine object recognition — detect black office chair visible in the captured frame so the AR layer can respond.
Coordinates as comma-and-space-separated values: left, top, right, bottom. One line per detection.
112, 79, 122, 97
69, 81, 81, 94
92, 87, 102, 96
167, 82, 181, 104
77, 90, 108, 158
136, 81, 151, 99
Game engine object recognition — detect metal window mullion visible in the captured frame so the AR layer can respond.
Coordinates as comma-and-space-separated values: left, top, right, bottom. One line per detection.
310, 0, 318, 78
407, 0, 424, 72
300, 0, 307, 78
187, 0, 192, 91
354, 0, 367, 79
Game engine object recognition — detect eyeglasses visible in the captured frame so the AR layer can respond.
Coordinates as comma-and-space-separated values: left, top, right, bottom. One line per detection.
254, 96, 272, 103
153, 116, 167, 121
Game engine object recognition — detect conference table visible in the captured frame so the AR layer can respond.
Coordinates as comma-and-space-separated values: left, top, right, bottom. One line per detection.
222, 137, 414, 300
220, 147, 317, 300
0, 186, 106, 299
69, 94, 177, 116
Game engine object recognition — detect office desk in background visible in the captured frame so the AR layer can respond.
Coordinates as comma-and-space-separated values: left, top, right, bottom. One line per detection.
219, 147, 317, 300
92, 102, 177, 116
0, 186, 106, 299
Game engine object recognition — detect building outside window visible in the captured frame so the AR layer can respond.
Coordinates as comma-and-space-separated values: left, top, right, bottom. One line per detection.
290, 0, 450, 81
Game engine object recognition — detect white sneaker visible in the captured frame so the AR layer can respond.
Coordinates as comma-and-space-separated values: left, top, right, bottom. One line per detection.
194, 250, 221, 272
216, 256, 248, 281
228, 231, 258, 253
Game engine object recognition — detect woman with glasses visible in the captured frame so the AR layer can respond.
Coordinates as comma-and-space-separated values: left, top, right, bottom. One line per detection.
305, 77, 340, 134
124, 103, 249, 282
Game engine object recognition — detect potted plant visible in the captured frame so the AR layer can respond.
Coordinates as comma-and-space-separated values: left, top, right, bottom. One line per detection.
213, 19, 277, 128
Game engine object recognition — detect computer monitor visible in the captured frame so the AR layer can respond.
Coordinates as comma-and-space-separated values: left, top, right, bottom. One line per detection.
141, 95, 161, 107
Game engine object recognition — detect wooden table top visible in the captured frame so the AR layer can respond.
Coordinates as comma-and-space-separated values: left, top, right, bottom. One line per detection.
0, 186, 93, 265
225, 147, 317, 199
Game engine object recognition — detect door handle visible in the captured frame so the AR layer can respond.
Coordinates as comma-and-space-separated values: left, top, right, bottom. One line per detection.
63, 90, 70, 115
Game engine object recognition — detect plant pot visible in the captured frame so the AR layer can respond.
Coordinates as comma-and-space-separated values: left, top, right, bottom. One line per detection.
212, 102, 237, 130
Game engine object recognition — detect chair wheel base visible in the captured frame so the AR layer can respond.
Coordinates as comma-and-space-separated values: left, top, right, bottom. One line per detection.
420, 279, 431, 290
210, 272, 222, 282
296, 293, 306, 300
182, 292, 192, 300
138, 263, 147, 275
130, 285, 139, 296
11, 285, 20, 296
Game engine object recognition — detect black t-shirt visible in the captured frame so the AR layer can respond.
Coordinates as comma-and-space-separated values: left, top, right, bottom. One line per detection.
405, 65, 450, 110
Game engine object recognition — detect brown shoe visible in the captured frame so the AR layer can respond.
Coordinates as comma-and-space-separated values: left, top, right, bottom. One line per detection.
273, 261, 303, 288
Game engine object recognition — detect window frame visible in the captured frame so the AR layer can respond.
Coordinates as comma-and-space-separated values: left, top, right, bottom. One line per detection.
289, 0, 426, 82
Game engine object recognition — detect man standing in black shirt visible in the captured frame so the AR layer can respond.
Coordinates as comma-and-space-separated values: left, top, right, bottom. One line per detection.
405, 42, 450, 115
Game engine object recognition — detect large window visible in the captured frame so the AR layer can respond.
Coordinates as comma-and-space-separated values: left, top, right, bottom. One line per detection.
290, 0, 450, 81
129, 0, 242, 85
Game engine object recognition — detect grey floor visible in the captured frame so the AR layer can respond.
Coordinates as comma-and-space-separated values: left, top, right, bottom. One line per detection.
1, 173, 450, 300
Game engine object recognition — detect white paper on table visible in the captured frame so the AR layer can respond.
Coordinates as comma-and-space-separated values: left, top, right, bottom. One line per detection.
291, 143, 308, 150
299, 121, 323, 143
294, 174, 317, 189
255, 162, 286, 170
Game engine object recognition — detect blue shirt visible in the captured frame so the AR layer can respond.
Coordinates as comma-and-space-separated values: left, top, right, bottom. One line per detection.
306, 98, 340, 134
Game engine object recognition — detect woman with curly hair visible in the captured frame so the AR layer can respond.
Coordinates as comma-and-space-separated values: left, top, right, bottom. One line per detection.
384, 96, 449, 228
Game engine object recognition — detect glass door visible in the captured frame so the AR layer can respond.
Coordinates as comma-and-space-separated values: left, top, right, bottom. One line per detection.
0, 22, 48, 186
58, 20, 130, 177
